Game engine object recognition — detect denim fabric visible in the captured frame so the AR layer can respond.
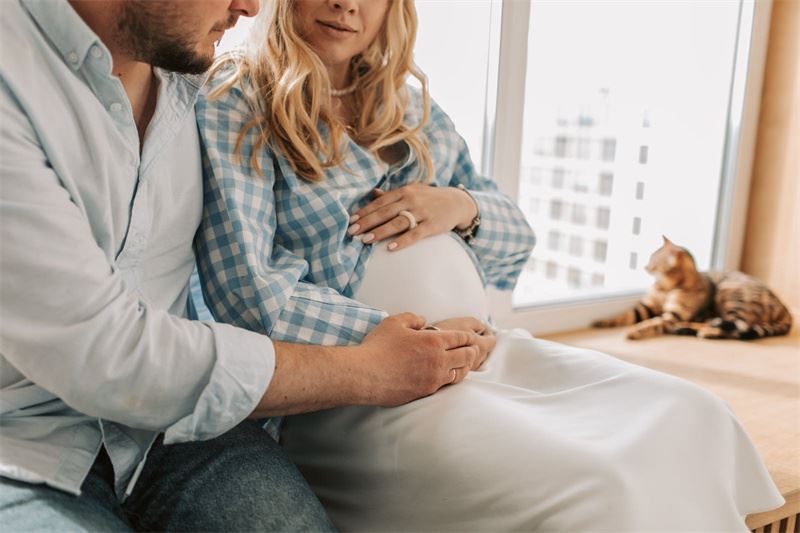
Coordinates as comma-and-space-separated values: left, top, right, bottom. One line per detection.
0, 421, 335, 532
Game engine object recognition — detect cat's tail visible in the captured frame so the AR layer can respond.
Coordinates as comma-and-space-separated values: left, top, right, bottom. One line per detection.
591, 302, 657, 328
695, 313, 793, 340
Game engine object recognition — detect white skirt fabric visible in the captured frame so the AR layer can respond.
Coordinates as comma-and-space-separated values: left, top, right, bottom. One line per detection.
281, 235, 783, 531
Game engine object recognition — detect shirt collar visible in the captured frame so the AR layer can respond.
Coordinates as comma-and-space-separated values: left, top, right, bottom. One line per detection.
21, 0, 100, 71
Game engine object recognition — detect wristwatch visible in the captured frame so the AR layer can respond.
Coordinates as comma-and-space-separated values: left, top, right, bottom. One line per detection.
454, 184, 481, 245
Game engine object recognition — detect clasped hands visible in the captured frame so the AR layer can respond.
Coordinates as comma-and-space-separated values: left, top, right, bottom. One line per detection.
347, 183, 478, 251
357, 313, 496, 408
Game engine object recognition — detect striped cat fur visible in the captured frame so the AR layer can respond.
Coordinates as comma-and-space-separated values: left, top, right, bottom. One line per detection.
592, 237, 793, 340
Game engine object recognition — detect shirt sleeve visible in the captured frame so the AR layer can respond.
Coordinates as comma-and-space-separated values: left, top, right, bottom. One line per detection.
428, 99, 537, 290
0, 78, 274, 444
194, 83, 387, 347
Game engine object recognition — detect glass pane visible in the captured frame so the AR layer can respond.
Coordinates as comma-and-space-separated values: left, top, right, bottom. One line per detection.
414, 0, 494, 170
513, 0, 742, 307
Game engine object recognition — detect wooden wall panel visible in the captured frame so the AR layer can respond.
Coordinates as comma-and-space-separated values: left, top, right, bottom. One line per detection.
741, 0, 800, 310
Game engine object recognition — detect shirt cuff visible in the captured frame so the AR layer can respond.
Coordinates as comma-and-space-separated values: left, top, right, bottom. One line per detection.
163, 322, 274, 444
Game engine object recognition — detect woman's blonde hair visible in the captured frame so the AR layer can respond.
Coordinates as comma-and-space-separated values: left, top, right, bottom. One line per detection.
209, 0, 433, 182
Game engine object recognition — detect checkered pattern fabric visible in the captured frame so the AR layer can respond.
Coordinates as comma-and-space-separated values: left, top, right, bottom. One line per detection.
194, 77, 536, 346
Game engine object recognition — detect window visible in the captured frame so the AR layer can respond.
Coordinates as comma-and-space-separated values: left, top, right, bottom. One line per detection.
571, 204, 586, 225
554, 136, 568, 158
595, 207, 611, 230
569, 235, 584, 256
593, 240, 608, 262
598, 172, 614, 196
567, 267, 582, 287
547, 230, 561, 251
639, 145, 649, 165
549, 199, 564, 220
601, 138, 617, 162
632, 217, 642, 235
551, 167, 565, 189
546, 261, 558, 279
635, 182, 645, 200
629, 252, 638, 270
592, 273, 605, 286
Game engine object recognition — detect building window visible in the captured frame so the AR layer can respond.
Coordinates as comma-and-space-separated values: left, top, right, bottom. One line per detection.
639, 145, 649, 164
549, 198, 564, 219
601, 138, 616, 162
547, 230, 561, 251
569, 235, 584, 256
571, 204, 586, 225
592, 273, 605, 286
629, 252, 638, 270
546, 260, 558, 279
635, 181, 645, 200
593, 240, 608, 262
596, 206, 611, 229
598, 172, 614, 196
632, 216, 642, 235
551, 167, 565, 189
567, 267, 582, 287
554, 136, 568, 157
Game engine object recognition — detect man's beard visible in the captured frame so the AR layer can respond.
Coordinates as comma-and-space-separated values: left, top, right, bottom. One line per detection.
116, 2, 224, 75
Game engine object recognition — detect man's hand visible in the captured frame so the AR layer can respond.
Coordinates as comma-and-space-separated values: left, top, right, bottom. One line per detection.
352, 313, 485, 407
250, 313, 487, 418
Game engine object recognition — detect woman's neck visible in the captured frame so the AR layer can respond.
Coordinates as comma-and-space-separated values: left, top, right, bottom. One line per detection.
327, 61, 352, 91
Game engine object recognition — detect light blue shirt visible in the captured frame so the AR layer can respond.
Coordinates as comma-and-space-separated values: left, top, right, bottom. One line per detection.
0, 0, 275, 498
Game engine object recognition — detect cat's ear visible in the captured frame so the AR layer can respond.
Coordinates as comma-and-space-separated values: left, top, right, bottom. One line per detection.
662, 235, 672, 246
667, 250, 680, 267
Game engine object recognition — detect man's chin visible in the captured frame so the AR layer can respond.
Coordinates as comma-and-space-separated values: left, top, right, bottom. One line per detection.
152, 49, 214, 75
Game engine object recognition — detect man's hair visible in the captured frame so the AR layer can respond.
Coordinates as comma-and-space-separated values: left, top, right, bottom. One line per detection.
208, 0, 434, 183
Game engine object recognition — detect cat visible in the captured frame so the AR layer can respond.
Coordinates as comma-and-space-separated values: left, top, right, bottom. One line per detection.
591, 236, 793, 340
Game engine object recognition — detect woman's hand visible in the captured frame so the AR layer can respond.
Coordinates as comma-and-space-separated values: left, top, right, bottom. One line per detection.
432, 316, 496, 372
347, 184, 478, 251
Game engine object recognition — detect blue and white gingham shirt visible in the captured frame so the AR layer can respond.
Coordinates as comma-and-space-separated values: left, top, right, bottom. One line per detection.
195, 73, 536, 347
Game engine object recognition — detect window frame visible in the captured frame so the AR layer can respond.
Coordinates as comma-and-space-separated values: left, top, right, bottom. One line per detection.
482, 0, 774, 335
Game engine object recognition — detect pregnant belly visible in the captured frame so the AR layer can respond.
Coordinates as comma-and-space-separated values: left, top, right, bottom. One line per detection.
353, 233, 489, 323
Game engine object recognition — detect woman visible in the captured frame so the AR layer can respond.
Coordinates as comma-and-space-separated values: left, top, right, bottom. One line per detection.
194, 0, 782, 530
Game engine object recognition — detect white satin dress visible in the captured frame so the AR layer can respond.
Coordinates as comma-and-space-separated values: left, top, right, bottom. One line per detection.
280, 234, 783, 532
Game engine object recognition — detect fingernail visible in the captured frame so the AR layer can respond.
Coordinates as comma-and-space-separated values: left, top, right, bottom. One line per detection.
349, 214, 360, 223
361, 233, 374, 243
347, 223, 360, 235
388, 242, 398, 250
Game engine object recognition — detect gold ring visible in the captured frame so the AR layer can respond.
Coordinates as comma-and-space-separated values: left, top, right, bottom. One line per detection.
397, 210, 417, 229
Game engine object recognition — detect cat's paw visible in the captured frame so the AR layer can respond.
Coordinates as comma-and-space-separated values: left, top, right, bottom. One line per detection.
697, 326, 724, 339
625, 328, 646, 340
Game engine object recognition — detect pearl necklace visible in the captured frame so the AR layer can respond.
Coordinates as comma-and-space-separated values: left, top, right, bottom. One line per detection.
329, 81, 358, 97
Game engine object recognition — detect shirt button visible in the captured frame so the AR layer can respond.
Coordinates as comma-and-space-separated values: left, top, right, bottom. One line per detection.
91, 45, 103, 59
109, 102, 123, 113
67, 51, 79, 64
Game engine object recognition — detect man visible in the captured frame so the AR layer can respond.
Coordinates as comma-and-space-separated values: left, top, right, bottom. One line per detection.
0, 1, 491, 530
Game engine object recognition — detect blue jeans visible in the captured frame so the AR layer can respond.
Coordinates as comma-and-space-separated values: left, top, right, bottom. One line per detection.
0, 420, 336, 532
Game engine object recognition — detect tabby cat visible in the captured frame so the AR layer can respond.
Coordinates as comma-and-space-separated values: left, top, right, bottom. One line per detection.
591, 236, 793, 340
